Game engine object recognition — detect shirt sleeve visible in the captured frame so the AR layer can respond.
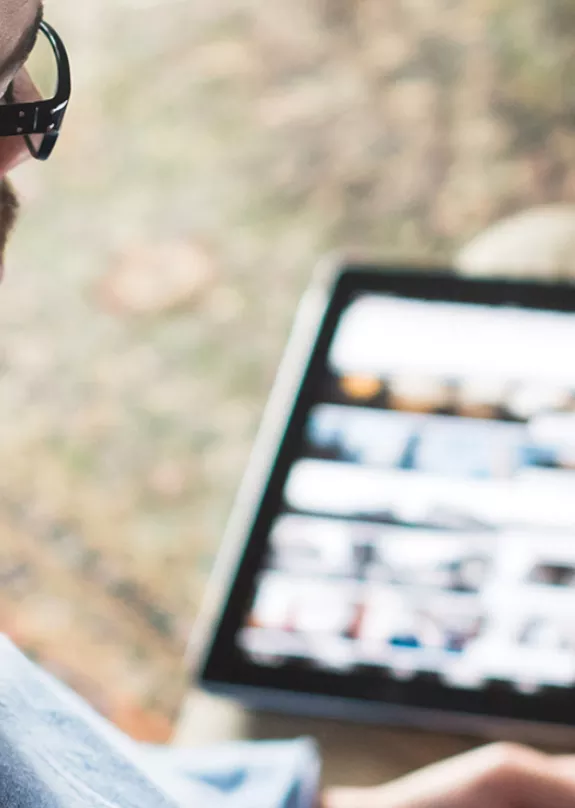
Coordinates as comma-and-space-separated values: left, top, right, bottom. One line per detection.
137, 738, 321, 808
0, 636, 321, 808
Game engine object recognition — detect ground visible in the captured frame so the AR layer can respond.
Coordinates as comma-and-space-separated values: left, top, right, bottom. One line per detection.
0, 0, 573, 740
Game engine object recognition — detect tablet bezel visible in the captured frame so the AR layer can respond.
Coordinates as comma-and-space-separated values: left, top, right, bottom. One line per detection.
196, 261, 575, 732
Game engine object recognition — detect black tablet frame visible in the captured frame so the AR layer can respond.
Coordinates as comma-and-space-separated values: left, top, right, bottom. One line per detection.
196, 261, 575, 733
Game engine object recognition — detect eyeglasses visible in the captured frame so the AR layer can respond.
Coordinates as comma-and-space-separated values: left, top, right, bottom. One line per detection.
1, 21, 71, 161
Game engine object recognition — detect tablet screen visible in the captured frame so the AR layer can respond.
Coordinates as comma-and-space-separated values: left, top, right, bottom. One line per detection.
237, 291, 575, 696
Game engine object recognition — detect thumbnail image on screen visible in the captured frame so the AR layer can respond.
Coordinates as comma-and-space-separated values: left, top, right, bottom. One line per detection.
238, 294, 575, 693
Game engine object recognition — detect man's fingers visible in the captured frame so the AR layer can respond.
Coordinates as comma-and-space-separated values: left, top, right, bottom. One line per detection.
324, 743, 575, 808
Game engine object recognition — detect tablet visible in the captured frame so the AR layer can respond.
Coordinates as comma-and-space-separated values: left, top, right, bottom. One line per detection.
195, 260, 575, 740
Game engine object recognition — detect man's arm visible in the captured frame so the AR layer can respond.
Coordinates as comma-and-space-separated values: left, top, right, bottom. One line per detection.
325, 743, 575, 808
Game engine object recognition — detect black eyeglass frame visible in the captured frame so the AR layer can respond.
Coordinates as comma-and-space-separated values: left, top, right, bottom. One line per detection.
2, 20, 71, 161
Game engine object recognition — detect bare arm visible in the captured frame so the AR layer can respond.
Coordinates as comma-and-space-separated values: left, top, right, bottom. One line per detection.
325, 743, 575, 808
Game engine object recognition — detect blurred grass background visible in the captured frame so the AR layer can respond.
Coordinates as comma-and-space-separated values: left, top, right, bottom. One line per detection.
0, 0, 574, 740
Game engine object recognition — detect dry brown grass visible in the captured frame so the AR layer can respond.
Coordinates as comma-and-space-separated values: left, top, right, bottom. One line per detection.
0, 0, 573, 738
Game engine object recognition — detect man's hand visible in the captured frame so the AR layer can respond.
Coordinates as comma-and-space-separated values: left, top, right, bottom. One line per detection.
324, 743, 575, 808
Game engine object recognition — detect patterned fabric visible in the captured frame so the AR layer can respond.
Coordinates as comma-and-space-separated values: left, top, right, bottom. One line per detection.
0, 637, 320, 808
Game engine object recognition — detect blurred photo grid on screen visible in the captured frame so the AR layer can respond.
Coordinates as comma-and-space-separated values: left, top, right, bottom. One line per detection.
239, 296, 575, 693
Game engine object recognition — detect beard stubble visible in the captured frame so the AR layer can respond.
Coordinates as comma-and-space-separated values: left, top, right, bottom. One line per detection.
0, 178, 19, 277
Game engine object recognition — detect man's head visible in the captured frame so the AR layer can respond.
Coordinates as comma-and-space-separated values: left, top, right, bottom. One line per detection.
0, 0, 43, 274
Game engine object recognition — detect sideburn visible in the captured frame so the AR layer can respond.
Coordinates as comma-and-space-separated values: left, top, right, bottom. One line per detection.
0, 178, 19, 262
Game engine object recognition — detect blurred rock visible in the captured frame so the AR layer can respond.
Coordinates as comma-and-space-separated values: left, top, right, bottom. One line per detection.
96, 241, 217, 316
147, 460, 189, 501
457, 205, 575, 279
